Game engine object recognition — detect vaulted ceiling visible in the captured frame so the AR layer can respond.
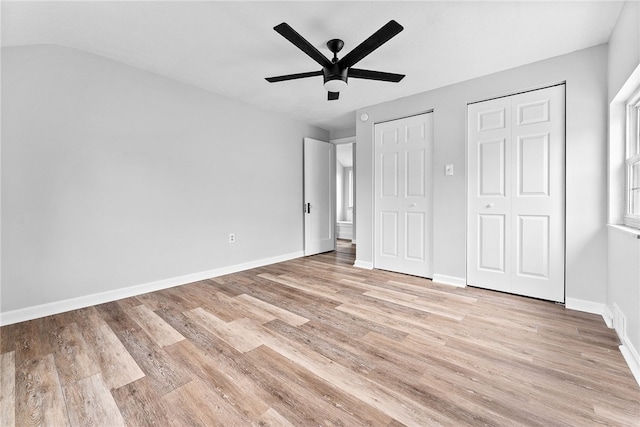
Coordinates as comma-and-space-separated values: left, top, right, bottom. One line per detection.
1, 1, 624, 132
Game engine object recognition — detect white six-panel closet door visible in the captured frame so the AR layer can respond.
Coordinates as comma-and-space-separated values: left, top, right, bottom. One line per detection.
467, 85, 565, 302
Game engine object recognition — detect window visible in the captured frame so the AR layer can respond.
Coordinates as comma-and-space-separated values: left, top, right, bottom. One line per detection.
625, 88, 640, 228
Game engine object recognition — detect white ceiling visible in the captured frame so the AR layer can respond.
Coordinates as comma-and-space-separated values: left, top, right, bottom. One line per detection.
1, 1, 624, 133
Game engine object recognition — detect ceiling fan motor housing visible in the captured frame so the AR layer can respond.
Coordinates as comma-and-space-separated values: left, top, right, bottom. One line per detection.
323, 65, 348, 92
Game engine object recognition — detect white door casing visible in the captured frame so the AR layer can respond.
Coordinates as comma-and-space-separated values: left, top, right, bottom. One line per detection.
304, 137, 335, 256
467, 85, 565, 302
374, 113, 433, 278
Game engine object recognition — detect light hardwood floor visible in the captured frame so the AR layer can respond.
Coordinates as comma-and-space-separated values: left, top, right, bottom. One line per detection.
1, 241, 639, 426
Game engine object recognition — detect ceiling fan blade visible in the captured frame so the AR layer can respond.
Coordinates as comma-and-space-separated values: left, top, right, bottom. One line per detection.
337, 20, 403, 69
274, 23, 332, 68
265, 70, 323, 83
348, 68, 405, 82
328, 91, 340, 101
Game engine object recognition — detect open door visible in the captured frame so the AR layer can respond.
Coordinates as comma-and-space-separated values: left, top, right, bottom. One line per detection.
304, 137, 335, 255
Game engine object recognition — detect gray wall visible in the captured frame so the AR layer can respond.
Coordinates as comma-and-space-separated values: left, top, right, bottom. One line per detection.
607, 0, 640, 365
608, 0, 640, 104
1, 44, 328, 314
356, 44, 608, 304
330, 128, 356, 141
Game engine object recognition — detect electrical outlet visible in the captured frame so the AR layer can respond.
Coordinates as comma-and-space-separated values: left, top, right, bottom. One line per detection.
229, 233, 236, 243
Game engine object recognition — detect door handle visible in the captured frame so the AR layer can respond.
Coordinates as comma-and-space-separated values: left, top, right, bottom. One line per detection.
486, 203, 494, 208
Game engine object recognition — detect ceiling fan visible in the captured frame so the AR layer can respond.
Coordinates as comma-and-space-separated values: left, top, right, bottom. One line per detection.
265, 20, 405, 100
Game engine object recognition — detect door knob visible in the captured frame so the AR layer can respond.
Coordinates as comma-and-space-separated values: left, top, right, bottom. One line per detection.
410, 203, 417, 207
486, 203, 494, 208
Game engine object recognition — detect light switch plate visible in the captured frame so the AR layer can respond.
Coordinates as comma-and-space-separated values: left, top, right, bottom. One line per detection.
445, 164, 454, 176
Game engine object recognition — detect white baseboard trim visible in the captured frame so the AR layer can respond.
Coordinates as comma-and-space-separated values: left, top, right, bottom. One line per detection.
565, 298, 639, 387
602, 304, 614, 329
353, 260, 373, 269
620, 339, 640, 387
565, 297, 607, 316
432, 274, 466, 288
0, 251, 304, 326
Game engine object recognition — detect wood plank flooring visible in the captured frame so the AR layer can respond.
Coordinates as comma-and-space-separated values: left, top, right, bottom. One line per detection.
1, 241, 639, 426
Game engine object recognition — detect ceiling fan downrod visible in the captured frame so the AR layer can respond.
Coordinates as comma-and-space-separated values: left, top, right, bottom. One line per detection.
327, 38, 344, 63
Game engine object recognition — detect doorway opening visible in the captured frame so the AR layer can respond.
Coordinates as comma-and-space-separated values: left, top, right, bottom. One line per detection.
336, 142, 354, 242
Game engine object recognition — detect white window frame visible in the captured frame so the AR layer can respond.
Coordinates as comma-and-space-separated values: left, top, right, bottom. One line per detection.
347, 169, 353, 208
624, 88, 640, 229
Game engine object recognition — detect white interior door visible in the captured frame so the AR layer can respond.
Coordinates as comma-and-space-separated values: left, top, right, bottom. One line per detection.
374, 113, 433, 278
467, 85, 565, 302
467, 95, 513, 293
304, 137, 335, 256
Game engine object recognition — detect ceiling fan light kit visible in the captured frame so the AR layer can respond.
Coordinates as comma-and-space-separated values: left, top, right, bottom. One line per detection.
323, 67, 348, 92
323, 78, 347, 93
266, 20, 405, 101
